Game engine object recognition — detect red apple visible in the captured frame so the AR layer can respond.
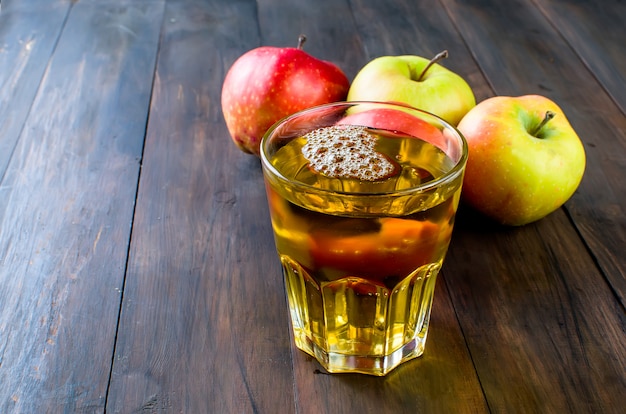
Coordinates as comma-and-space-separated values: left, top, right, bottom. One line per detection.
457, 95, 586, 226
221, 35, 350, 156
337, 106, 448, 150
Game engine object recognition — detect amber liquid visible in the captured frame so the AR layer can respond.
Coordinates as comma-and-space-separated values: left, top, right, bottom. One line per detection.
264, 129, 463, 375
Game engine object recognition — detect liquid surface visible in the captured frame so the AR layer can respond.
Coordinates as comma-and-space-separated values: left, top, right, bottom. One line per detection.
271, 125, 454, 195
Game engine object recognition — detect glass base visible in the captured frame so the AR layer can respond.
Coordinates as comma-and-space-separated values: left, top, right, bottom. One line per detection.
281, 256, 440, 376
293, 326, 427, 376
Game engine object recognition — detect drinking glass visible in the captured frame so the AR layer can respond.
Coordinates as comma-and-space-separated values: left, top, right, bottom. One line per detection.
260, 101, 467, 376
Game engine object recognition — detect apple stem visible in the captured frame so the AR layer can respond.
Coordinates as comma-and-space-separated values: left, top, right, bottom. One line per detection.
532, 111, 556, 136
417, 50, 449, 82
297, 34, 307, 50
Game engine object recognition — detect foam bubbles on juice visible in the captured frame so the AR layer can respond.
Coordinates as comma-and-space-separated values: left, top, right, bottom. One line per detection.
301, 125, 398, 181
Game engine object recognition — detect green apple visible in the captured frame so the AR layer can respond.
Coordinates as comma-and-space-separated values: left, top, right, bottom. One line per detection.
457, 94, 586, 226
347, 51, 475, 126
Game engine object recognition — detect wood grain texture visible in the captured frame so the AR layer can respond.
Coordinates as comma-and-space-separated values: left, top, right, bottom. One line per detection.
0, 0, 623, 413
0, 1, 163, 411
0, 0, 68, 13
0, 2, 69, 180
533, 0, 626, 114
446, 208, 626, 413
107, 1, 296, 412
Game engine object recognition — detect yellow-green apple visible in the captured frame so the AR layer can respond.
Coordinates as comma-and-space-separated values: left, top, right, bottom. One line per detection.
347, 51, 475, 126
457, 95, 586, 226
221, 35, 350, 156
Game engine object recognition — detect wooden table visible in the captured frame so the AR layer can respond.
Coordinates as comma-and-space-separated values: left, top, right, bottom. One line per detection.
1, 0, 624, 412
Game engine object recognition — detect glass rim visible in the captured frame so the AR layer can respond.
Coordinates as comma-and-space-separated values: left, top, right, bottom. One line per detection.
259, 101, 469, 197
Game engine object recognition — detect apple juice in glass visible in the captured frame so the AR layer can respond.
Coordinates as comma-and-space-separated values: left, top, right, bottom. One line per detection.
260, 101, 467, 376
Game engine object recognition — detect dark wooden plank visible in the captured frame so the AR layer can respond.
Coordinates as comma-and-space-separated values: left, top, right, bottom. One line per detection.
107, 1, 297, 412
0, 1, 163, 411
0, 0, 68, 13
440, 0, 626, 305
256, 0, 489, 412
437, 0, 626, 411
446, 209, 626, 413
0, 2, 69, 180
534, 0, 626, 114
